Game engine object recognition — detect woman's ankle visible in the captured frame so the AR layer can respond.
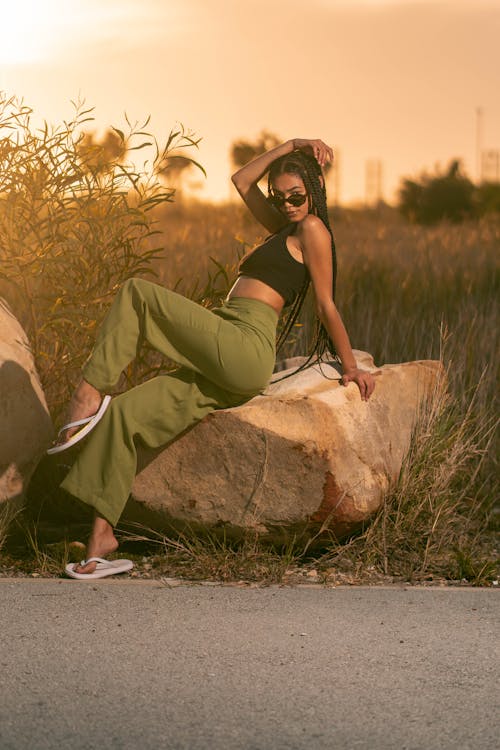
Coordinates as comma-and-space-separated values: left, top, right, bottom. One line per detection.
73, 378, 101, 403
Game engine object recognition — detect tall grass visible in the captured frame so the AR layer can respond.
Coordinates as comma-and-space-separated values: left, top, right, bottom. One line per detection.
0, 100, 497, 581
315, 357, 497, 584
138, 203, 498, 583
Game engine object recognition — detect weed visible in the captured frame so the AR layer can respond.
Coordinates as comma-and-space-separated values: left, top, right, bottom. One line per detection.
317, 354, 498, 584
0, 501, 22, 554
116, 523, 304, 585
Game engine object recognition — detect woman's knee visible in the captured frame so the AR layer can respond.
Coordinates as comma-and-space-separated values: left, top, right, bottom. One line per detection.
120, 277, 150, 297
115, 278, 161, 315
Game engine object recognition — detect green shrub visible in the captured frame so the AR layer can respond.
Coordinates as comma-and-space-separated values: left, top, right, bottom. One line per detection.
0, 93, 204, 417
398, 159, 475, 224
475, 181, 500, 215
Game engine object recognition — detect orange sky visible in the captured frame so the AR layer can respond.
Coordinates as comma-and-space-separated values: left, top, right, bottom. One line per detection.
1, 0, 499, 204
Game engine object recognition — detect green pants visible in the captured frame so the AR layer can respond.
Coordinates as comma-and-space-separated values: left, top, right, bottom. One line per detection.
60, 278, 278, 526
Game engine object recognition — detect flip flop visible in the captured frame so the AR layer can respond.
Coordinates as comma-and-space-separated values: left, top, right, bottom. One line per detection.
47, 395, 112, 455
65, 557, 134, 580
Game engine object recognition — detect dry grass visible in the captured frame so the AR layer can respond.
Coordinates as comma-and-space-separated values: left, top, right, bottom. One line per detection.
116, 525, 302, 585
1, 195, 498, 584
126, 203, 498, 585
0, 501, 22, 555
315, 358, 498, 585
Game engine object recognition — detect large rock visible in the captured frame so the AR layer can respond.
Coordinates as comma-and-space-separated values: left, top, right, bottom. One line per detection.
128, 352, 441, 541
0, 300, 53, 504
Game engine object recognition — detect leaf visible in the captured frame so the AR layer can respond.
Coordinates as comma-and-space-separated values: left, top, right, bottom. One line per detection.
111, 126, 125, 142
184, 157, 207, 178
128, 141, 153, 151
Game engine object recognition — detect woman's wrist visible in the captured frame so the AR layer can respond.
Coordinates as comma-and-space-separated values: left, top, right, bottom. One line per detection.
341, 359, 358, 374
342, 367, 359, 376
275, 140, 295, 158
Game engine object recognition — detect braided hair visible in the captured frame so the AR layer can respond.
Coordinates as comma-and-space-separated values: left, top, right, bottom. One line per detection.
267, 150, 338, 370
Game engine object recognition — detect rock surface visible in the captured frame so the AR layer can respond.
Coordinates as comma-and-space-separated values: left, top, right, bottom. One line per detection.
0, 299, 53, 504
128, 351, 441, 540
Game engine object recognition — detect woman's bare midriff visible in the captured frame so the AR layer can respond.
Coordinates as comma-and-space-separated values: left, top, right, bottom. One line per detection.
226, 276, 285, 315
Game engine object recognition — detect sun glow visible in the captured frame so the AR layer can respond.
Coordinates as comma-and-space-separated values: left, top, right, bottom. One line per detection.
0, 0, 66, 64
0, 0, 185, 67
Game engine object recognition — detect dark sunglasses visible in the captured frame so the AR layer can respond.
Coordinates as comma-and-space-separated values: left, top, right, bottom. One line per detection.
270, 192, 308, 208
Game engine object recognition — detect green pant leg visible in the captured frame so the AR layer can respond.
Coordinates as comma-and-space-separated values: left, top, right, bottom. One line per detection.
83, 277, 259, 393
61, 367, 248, 527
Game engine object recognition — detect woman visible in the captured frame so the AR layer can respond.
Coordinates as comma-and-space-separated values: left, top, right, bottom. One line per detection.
52, 137, 376, 579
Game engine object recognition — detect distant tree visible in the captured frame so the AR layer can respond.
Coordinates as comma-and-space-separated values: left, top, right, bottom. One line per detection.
398, 160, 475, 224
231, 130, 332, 178
475, 181, 500, 215
158, 154, 192, 177
77, 128, 127, 173
230, 130, 281, 169
157, 131, 206, 198
157, 154, 195, 196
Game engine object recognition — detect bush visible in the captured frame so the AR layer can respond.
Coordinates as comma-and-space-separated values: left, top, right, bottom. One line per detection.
475, 181, 500, 215
398, 159, 476, 224
0, 93, 203, 417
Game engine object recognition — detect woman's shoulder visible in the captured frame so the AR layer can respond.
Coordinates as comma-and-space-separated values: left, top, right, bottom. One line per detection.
295, 215, 330, 244
297, 214, 328, 233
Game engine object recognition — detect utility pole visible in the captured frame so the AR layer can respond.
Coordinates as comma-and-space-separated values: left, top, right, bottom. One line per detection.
365, 159, 383, 206
475, 106, 483, 183
481, 149, 500, 182
331, 148, 341, 206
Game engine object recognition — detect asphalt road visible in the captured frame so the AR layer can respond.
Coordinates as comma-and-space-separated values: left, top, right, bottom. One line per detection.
0, 580, 498, 750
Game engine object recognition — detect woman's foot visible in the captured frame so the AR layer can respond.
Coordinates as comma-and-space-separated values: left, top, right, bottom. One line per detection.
74, 515, 119, 575
57, 379, 103, 444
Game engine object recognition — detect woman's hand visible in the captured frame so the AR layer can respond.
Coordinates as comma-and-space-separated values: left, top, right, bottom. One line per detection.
341, 368, 377, 402
292, 138, 333, 167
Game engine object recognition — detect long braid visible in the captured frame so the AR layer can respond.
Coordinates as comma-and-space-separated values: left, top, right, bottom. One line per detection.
268, 151, 338, 375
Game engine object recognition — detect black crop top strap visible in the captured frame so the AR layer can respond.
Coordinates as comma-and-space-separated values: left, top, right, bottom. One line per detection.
237, 224, 310, 307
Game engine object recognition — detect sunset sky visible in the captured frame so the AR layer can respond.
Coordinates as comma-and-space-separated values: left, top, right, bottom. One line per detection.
1, 0, 499, 204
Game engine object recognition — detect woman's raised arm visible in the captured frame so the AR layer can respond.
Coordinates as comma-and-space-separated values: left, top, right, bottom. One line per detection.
231, 139, 295, 233
231, 138, 333, 233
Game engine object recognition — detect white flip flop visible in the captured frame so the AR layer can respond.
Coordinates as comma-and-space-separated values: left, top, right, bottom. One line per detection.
47, 395, 112, 455
65, 557, 134, 580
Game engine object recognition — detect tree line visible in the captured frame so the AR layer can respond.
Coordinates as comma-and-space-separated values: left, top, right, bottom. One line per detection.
58, 125, 500, 223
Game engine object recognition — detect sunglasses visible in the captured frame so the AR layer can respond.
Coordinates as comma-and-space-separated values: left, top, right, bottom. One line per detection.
270, 192, 308, 208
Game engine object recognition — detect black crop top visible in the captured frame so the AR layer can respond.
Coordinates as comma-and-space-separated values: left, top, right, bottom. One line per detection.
237, 224, 309, 307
